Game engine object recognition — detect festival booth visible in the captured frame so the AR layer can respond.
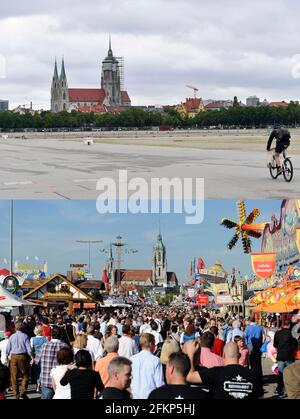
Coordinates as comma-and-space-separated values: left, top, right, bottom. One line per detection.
199, 261, 237, 314
23, 274, 99, 315
248, 199, 300, 319
250, 266, 300, 326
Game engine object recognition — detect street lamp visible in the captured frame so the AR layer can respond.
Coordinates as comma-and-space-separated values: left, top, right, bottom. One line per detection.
10, 200, 14, 275
76, 240, 103, 274
101, 236, 138, 294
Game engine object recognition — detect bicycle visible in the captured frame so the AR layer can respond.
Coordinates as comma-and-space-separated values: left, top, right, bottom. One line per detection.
268, 147, 293, 182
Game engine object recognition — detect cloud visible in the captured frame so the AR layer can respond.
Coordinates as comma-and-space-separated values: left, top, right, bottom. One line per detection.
1, 1, 300, 108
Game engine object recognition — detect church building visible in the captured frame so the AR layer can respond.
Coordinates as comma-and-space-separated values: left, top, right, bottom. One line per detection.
51, 39, 131, 113
106, 232, 178, 293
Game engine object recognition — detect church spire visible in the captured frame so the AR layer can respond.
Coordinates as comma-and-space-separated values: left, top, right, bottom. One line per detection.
60, 56, 67, 80
108, 35, 113, 57
53, 58, 59, 81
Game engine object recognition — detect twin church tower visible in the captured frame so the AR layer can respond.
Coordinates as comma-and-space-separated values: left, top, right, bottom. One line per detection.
51, 38, 131, 113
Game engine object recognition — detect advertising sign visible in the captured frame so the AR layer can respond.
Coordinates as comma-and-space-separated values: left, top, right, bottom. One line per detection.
199, 268, 227, 278
197, 294, 209, 305
205, 283, 229, 293
215, 294, 242, 305
3, 276, 19, 294
251, 253, 276, 280
187, 288, 195, 298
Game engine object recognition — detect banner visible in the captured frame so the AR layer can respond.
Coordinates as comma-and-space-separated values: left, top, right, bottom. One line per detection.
216, 294, 242, 305
251, 253, 276, 280
205, 283, 229, 293
197, 294, 209, 305
199, 269, 227, 279
187, 288, 195, 298
197, 258, 205, 271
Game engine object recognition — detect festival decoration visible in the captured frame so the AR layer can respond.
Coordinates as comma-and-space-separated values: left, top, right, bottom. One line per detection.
251, 253, 277, 280
221, 201, 266, 254
261, 200, 300, 272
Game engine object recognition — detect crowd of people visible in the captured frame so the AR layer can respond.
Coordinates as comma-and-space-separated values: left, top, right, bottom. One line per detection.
0, 306, 299, 400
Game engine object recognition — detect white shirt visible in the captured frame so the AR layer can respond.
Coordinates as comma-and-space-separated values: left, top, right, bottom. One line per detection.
0, 339, 9, 365
108, 318, 116, 326
50, 365, 71, 399
118, 335, 138, 359
86, 335, 103, 361
131, 350, 164, 399
100, 322, 108, 336
139, 324, 151, 335
154, 319, 162, 333
150, 330, 163, 346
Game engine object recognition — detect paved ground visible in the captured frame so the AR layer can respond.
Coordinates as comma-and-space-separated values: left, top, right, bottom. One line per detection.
6, 357, 279, 400
0, 130, 299, 199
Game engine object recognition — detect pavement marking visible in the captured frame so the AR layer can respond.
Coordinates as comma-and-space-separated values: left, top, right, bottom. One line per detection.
3, 181, 34, 186
73, 179, 98, 183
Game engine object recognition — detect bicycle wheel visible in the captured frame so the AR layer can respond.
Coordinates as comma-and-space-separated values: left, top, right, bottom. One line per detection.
269, 162, 278, 179
283, 158, 293, 182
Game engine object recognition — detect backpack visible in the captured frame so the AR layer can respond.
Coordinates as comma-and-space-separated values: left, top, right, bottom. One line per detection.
278, 128, 291, 142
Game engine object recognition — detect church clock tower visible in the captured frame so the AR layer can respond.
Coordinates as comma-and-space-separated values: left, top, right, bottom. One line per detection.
152, 231, 168, 287
101, 37, 121, 106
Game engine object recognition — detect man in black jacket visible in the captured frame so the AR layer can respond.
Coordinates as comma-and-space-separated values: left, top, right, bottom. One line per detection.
274, 319, 298, 398
266, 125, 291, 176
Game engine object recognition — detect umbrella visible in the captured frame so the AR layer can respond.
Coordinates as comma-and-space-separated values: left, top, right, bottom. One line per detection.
0, 285, 36, 308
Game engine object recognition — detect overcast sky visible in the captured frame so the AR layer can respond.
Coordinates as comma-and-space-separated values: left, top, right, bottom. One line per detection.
1, 0, 300, 109
0, 200, 280, 282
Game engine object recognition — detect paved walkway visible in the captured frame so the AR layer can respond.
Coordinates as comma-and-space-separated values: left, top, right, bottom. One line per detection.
0, 136, 299, 199
6, 357, 280, 400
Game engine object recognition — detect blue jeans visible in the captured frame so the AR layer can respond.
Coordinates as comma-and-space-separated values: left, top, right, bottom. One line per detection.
277, 360, 294, 395
41, 387, 54, 400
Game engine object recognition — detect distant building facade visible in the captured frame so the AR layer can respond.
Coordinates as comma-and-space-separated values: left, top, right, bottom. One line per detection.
176, 98, 205, 118
269, 101, 289, 107
107, 232, 178, 293
246, 96, 260, 107
204, 100, 233, 111
51, 39, 131, 113
0, 100, 9, 112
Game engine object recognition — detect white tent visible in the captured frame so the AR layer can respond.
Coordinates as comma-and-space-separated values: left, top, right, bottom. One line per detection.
0, 285, 36, 309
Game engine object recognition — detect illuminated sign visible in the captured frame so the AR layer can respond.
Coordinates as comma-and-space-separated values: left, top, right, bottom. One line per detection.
3, 276, 19, 294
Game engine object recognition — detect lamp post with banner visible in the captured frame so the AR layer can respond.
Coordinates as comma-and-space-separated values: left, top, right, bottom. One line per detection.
76, 240, 103, 274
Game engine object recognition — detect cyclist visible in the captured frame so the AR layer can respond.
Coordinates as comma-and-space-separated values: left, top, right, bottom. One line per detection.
267, 124, 291, 175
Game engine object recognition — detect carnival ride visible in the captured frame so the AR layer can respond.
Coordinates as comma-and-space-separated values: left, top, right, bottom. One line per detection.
220, 201, 266, 254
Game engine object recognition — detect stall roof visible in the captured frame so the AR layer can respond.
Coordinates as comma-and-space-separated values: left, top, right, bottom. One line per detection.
0, 285, 37, 308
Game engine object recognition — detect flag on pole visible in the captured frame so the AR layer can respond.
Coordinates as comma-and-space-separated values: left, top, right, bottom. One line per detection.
189, 261, 193, 276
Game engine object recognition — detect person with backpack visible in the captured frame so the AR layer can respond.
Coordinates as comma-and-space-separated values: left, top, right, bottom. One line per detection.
267, 124, 291, 175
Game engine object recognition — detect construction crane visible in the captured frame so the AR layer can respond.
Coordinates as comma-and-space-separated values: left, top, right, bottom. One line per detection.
186, 85, 199, 99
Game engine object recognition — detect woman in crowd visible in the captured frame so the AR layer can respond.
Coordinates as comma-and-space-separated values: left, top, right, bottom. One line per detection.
72, 333, 88, 355
160, 337, 180, 381
60, 350, 104, 399
51, 347, 74, 399
30, 326, 48, 392
180, 323, 200, 347
234, 336, 249, 367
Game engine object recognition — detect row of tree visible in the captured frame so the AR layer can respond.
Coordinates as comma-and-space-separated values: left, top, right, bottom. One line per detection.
1, 103, 300, 130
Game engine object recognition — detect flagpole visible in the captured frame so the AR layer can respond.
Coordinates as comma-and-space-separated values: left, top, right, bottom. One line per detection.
10, 200, 13, 275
